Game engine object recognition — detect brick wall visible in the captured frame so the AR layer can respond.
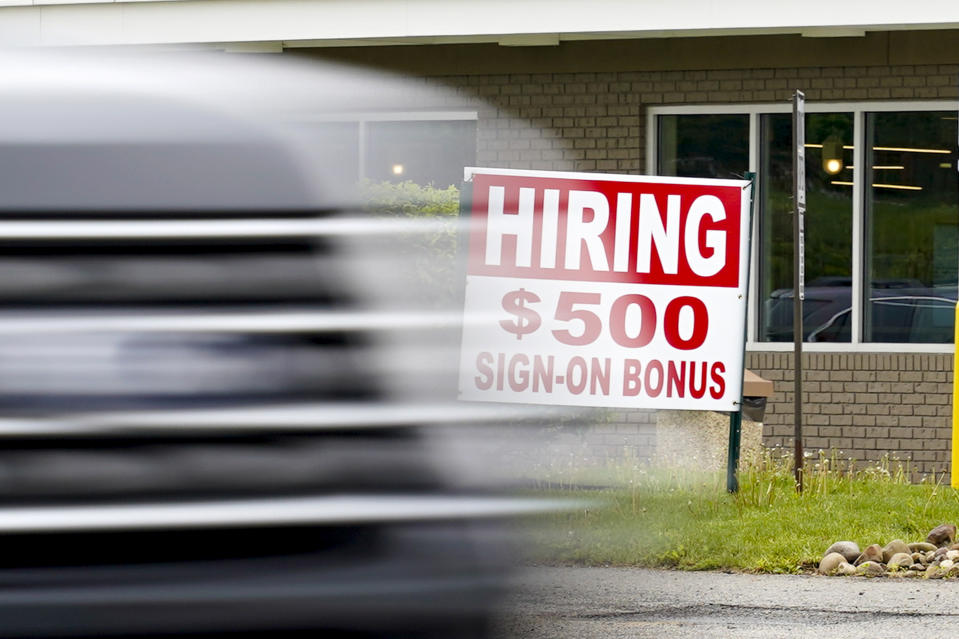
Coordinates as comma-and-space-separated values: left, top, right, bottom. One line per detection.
432, 64, 959, 176
747, 352, 953, 481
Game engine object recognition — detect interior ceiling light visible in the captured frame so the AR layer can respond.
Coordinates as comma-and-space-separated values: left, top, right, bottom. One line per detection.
830, 181, 923, 191
822, 136, 844, 175
807, 144, 950, 154
872, 183, 923, 191
873, 146, 951, 154
804, 144, 855, 150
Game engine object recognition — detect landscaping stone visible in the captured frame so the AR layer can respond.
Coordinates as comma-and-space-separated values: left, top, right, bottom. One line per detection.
819, 552, 847, 574
926, 524, 956, 547
854, 544, 883, 566
819, 527, 959, 578
881, 540, 910, 563
856, 561, 885, 577
824, 541, 860, 564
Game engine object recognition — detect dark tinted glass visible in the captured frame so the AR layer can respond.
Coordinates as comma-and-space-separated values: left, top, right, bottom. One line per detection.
759, 112, 854, 342
864, 111, 958, 343
657, 114, 748, 179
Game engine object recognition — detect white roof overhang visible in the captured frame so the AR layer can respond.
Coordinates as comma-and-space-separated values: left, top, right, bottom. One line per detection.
1, 0, 959, 48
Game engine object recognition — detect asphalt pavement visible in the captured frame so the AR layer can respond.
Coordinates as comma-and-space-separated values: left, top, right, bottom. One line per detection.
496, 566, 959, 638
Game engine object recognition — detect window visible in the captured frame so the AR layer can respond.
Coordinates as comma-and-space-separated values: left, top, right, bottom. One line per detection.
864, 111, 958, 343
366, 120, 476, 188
658, 114, 749, 179
299, 113, 478, 189
649, 103, 959, 349
760, 112, 854, 343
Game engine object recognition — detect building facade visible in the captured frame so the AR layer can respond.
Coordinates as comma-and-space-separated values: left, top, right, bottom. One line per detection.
4, 1, 958, 478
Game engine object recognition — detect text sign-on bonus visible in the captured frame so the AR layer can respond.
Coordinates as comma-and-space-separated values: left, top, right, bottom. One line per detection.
459, 168, 752, 412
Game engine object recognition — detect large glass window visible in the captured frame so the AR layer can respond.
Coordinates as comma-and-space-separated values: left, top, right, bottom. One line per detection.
657, 114, 748, 179
300, 116, 477, 190
653, 104, 959, 346
760, 113, 854, 343
366, 120, 477, 188
864, 111, 958, 343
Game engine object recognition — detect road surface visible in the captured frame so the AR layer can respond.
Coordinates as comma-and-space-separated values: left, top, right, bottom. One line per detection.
496, 566, 959, 638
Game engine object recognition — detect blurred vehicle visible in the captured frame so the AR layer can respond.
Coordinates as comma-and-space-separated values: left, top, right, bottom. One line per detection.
0, 50, 545, 638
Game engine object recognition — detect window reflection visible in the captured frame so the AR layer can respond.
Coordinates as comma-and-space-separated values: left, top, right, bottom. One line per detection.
760, 112, 854, 342
657, 114, 748, 179
864, 112, 958, 343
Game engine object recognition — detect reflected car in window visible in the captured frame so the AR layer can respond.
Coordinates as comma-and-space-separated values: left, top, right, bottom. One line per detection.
764, 282, 957, 343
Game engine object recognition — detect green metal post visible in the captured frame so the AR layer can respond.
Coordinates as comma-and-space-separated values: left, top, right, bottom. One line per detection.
727, 172, 756, 494
727, 410, 742, 493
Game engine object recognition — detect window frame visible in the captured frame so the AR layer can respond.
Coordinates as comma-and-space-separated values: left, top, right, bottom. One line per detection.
647, 100, 959, 353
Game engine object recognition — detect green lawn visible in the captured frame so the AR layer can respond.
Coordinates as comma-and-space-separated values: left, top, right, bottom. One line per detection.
527, 452, 959, 573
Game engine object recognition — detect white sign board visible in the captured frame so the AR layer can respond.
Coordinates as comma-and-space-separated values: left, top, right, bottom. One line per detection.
459, 167, 752, 412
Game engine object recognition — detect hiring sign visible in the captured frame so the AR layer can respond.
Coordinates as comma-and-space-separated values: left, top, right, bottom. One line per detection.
458, 167, 752, 412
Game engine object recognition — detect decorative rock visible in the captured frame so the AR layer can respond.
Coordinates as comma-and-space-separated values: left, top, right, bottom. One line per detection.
813, 532, 959, 580
882, 540, 911, 564
825, 541, 861, 564
819, 552, 847, 574
855, 544, 884, 566
856, 561, 885, 577
926, 524, 957, 547
888, 552, 913, 569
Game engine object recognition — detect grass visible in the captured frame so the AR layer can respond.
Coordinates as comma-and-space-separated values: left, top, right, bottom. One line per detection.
526, 450, 959, 573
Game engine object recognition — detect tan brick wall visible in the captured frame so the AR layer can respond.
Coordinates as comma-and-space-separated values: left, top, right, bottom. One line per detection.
431, 63, 959, 177
746, 352, 953, 481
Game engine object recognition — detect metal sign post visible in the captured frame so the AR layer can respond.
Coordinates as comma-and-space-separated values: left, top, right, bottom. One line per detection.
792, 90, 805, 493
